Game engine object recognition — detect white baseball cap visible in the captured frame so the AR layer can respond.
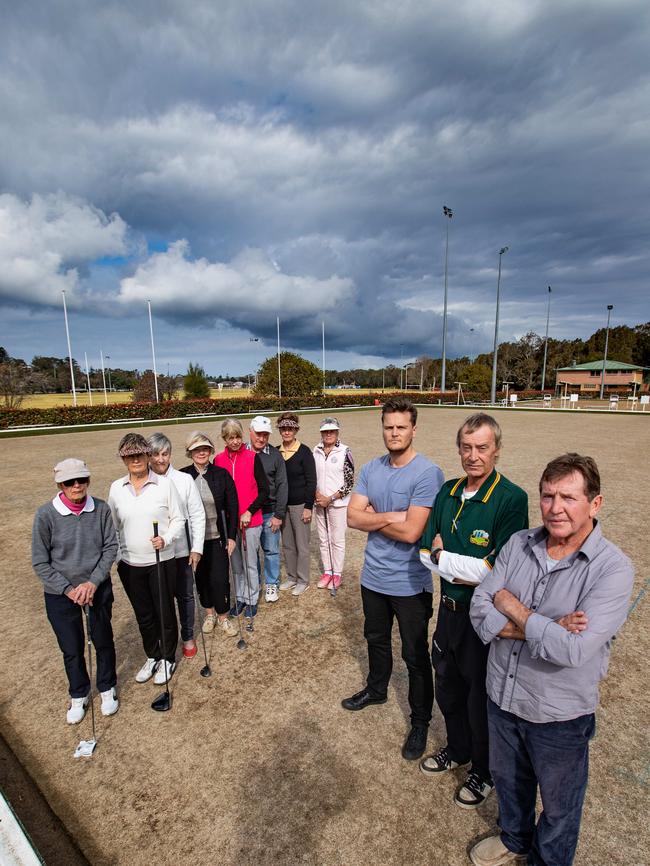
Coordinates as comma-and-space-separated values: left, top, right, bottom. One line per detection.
54, 458, 91, 483
250, 415, 272, 433
320, 417, 340, 431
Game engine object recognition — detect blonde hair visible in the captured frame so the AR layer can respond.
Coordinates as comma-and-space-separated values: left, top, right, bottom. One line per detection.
221, 418, 244, 440
185, 431, 215, 458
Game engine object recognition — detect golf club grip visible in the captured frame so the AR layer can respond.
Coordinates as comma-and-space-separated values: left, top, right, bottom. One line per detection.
153, 521, 161, 562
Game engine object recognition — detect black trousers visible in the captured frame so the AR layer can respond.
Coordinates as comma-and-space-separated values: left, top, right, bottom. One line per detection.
194, 539, 231, 615
362, 585, 434, 727
118, 559, 178, 663
432, 600, 491, 779
44, 578, 116, 698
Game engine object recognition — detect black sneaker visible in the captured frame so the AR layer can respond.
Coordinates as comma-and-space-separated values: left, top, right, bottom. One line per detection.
419, 746, 470, 776
454, 770, 494, 809
401, 725, 428, 760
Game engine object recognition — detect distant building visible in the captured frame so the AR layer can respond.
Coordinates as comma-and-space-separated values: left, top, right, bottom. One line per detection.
556, 360, 648, 393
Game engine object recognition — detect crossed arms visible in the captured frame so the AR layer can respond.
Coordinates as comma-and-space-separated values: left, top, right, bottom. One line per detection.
347, 492, 431, 544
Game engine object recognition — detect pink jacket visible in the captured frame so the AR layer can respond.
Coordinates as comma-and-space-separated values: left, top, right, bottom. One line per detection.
214, 447, 264, 528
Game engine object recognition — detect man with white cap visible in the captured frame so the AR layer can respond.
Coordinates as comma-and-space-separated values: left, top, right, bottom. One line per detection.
32, 458, 119, 724
247, 415, 288, 603
313, 417, 354, 590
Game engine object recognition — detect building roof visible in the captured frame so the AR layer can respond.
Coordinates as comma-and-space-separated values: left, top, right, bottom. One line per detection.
556, 360, 644, 372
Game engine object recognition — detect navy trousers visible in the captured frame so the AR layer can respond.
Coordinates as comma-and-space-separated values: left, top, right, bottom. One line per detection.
44, 578, 116, 698
488, 698, 595, 866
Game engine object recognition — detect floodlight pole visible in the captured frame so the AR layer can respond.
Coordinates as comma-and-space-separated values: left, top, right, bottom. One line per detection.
441, 205, 453, 393
490, 246, 509, 404
322, 320, 325, 391
541, 286, 552, 391
61, 290, 77, 406
277, 316, 282, 398
100, 350, 108, 405
599, 305, 614, 399
147, 300, 160, 403
84, 352, 93, 406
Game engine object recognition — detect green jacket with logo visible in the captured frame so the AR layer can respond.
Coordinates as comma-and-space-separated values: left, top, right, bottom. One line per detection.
420, 469, 528, 604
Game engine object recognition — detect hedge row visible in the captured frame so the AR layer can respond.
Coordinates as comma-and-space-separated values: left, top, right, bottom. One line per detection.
2, 388, 631, 429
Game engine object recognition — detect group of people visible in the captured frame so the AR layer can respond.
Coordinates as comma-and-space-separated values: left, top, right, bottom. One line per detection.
32, 412, 355, 711
31, 398, 634, 866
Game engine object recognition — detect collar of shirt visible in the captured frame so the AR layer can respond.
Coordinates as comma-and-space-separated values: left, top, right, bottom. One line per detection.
449, 468, 500, 504
246, 442, 270, 454
316, 439, 340, 451
526, 519, 602, 567
122, 469, 159, 492
52, 493, 96, 515
279, 439, 301, 456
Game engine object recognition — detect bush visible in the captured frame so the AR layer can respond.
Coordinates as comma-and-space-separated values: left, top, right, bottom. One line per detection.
184, 363, 210, 399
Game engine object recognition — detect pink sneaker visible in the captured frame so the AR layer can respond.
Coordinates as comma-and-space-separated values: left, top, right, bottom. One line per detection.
331, 574, 342, 589
318, 573, 333, 588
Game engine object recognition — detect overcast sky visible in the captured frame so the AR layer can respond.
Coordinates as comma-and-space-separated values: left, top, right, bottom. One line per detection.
1, 0, 648, 375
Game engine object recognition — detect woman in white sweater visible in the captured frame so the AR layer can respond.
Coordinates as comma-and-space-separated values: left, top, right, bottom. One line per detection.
108, 433, 184, 687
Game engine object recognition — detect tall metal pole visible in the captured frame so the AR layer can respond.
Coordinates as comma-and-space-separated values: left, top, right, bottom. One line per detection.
322, 320, 325, 391
100, 350, 108, 405
490, 247, 509, 405
541, 286, 552, 391
441, 205, 453, 393
61, 290, 77, 406
400, 345, 404, 390
277, 316, 282, 398
599, 305, 614, 399
84, 352, 93, 406
106, 356, 112, 393
147, 300, 160, 403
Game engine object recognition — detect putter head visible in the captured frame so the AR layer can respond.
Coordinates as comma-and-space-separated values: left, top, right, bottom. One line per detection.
330, 586, 337, 597
74, 739, 96, 758
200, 665, 212, 678
237, 638, 247, 650
151, 691, 172, 712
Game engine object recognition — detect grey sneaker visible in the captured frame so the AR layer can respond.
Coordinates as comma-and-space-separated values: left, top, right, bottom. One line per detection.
279, 579, 297, 591
419, 746, 470, 776
291, 581, 309, 596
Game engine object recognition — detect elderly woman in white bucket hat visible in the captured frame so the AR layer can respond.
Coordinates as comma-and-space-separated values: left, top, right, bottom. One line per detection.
32, 458, 119, 724
313, 417, 355, 590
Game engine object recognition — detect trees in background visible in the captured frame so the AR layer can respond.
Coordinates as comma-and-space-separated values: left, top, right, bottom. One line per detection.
253, 352, 322, 398
183, 363, 210, 399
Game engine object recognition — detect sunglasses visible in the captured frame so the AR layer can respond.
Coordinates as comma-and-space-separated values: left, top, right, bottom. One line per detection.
62, 477, 89, 487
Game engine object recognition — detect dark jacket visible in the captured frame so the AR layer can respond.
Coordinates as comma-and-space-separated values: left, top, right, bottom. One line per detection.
180, 463, 239, 545
283, 443, 317, 510
247, 443, 289, 519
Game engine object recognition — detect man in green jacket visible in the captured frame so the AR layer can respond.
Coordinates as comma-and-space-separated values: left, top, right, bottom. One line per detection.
419, 413, 528, 809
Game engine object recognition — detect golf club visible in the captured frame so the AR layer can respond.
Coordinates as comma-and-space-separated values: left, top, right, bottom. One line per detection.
184, 520, 212, 677
323, 506, 337, 598
74, 604, 97, 758
151, 521, 172, 712
222, 509, 247, 650
240, 525, 255, 632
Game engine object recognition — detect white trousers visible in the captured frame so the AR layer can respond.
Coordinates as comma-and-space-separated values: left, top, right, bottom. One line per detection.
314, 505, 348, 576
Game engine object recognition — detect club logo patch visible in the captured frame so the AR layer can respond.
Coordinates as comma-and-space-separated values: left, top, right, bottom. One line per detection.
470, 529, 490, 547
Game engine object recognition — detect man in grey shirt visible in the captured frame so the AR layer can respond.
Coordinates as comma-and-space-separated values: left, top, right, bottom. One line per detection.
469, 453, 634, 866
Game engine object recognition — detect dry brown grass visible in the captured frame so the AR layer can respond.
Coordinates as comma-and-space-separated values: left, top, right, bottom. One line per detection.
0, 408, 648, 866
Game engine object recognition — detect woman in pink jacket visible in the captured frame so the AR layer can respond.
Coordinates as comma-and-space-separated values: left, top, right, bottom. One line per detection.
214, 418, 269, 619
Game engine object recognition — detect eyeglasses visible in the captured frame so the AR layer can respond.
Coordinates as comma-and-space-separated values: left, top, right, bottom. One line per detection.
62, 478, 89, 487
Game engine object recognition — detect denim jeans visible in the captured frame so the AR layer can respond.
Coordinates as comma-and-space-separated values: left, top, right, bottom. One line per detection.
488, 698, 595, 866
259, 511, 281, 586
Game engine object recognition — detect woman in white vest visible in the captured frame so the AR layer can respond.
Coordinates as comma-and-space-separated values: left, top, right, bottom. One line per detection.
313, 417, 355, 591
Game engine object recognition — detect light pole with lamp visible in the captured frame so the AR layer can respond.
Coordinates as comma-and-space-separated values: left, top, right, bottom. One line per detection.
105, 356, 112, 393
490, 246, 509, 405
599, 304, 614, 400
541, 286, 552, 392
249, 337, 259, 387
441, 205, 453, 393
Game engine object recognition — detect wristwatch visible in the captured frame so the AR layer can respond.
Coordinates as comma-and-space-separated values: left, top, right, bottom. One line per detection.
432, 547, 443, 564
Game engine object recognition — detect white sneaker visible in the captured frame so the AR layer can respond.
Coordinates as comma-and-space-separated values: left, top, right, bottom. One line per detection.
279, 579, 297, 591
265, 584, 279, 603
153, 660, 176, 685
202, 612, 217, 633
218, 617, 238, 637
291, 582, 309, 596
100, 688, 119, 717
66, 695, 89, 724
135, 657, 160, 683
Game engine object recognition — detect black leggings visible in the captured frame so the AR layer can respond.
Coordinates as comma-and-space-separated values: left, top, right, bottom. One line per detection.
195, 539, 231, 615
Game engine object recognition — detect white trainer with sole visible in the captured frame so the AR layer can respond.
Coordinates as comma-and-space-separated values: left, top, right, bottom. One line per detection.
135, 657, 160, 683
66, 695, 89, 724
100, 688, 119, 717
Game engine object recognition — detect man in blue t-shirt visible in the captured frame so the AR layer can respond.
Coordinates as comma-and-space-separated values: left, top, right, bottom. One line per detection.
342, 397, 444, 761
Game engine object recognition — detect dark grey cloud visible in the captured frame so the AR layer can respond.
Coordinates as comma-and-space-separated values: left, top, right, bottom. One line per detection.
1, 0, 649, 372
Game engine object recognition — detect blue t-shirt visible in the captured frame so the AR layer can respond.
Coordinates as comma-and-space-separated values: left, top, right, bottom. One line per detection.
355, 453, 444, 596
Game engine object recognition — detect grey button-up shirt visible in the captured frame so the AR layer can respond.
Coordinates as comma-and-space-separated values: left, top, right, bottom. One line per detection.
470, 521, 634, 723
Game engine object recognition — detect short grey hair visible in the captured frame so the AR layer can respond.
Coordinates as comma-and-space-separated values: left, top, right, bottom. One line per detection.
148, 432, 172, 455
456, 413, 502, 450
